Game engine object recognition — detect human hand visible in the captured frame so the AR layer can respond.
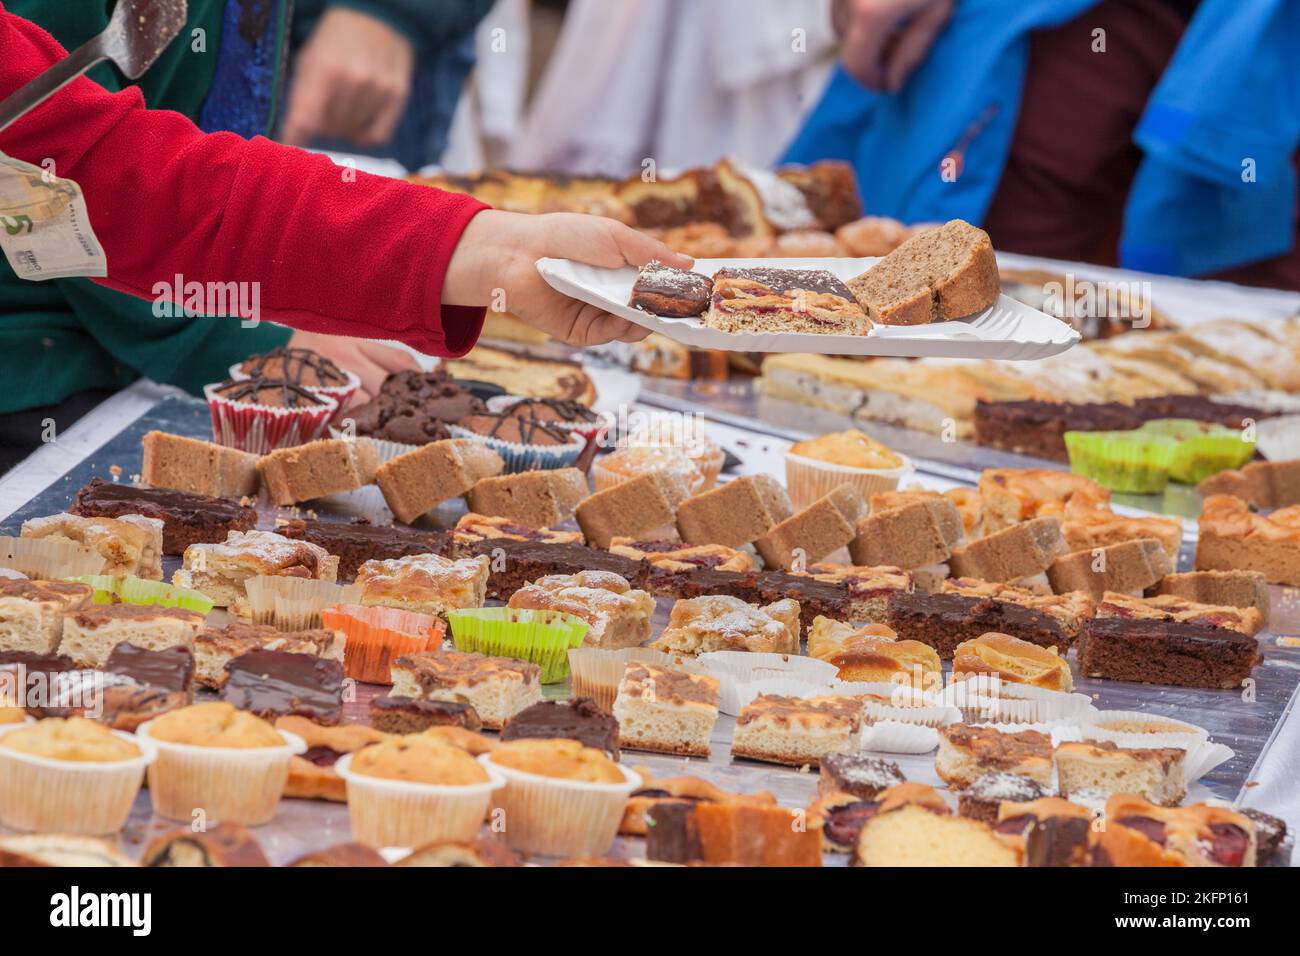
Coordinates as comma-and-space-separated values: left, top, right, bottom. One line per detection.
832, 0, 953, 92
285, 329, 420, 402
280, 8, 415, 148
444, 210, 695, 347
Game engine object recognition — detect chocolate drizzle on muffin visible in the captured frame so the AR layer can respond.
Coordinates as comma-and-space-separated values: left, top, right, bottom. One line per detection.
239, 347, 350, 388
459, 413, 573, 447
212, 377, 329, 409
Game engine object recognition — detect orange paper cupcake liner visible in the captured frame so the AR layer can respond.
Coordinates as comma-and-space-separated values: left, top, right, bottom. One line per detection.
322, 603, 445, 685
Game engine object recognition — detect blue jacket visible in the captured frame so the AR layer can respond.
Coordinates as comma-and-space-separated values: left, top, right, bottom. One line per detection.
784, 0, 1300, 277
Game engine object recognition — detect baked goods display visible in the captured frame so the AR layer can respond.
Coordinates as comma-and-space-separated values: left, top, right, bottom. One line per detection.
2, 290, 1295, 873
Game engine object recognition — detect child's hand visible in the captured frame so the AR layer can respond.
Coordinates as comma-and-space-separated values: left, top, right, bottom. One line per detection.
445, 210, 694, 346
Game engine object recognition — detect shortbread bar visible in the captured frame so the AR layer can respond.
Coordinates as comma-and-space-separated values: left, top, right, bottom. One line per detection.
257, 438, 379, 505
755, 485, 866, 571
575, 471, 691, 549
375, 438, 504, 524
464, 468, 588, 530
948, 516, 1066, 584
1046, 538, 1173, 600
675, 474, 793, 548
1151, 569, 1270, 623
141, 430, 260, 499
611, 662, 720, 757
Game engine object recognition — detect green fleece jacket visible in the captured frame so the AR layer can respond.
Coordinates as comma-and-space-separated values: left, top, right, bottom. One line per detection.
0, 0, 488, 414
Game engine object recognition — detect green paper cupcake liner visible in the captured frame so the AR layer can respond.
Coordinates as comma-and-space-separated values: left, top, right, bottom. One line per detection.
447, 607, 589, 683
1063, 430, 1177, 494
1137, 419, 1257, 484
66, 575, 214, 615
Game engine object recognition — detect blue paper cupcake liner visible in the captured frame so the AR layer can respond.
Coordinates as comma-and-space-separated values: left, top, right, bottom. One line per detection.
446, 425, 585, 473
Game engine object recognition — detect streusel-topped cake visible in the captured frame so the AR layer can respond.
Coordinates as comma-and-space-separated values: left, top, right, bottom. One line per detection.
176, 530, 337, 608
355, 553, 490, 617
507, 571, 655, 649
650, 594, 801, 656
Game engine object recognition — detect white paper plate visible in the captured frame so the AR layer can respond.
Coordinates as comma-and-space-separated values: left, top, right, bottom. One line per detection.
536, 256, 1082, 360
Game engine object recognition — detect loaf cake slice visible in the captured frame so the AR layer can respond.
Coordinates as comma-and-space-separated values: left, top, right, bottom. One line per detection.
847, 220, 1000, 325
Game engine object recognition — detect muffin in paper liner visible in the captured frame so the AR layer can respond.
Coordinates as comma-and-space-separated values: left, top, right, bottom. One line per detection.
449, 607, 589, 684
566, 647, 675, 711
0, 535, 106, 579
783, 450, 914, 510
334, 752, 505, 847
204, 382, 338, 455
242, 576, 361, 630
322, 603, 445, 685
486, 395, 613, 450
67, 574, 214, 614
447, 424, 584, 474
0, 723, 157, 835
136, 722, 306, 826
858, 720, 939, 755
480, 752, 641, 858
229, 361, 361, 419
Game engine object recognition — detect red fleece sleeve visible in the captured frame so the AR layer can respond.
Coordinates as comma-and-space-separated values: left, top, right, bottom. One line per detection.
0, 4, 490, 356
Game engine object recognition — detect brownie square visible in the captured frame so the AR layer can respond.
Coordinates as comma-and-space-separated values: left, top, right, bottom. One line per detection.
885, 591, 1067, 659
1076, 617, 1261, 689
280, 518, 450, 580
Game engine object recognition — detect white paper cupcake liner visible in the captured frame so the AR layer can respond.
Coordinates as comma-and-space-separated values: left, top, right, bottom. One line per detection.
229, 363, 361, 418
447, 424, 584, 473
335, 754, 505, 847
1079, 710, 1211, 754
567, 647, 675, 712
696, 651, 839, 684
0, 724, 156, 834
480, 754, 641, 858
858, 721, 939, 754
940, 681, 1097, 724
968, 720, 1083, 747
242, 576, 361, 630
204, 383, 338, 455
1255, 414, 1300, 462
0, 535, 107, 579
696, 652, 841, 716
784, 450, 914, 510
137, 723, 305, 826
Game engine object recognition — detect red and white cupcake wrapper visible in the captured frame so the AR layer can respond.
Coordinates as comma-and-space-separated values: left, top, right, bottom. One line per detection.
229, 362, 362, 419
205, 383, 338, 455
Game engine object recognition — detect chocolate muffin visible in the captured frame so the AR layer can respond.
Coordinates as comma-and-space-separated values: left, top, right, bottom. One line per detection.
238, 347, 351, 388
209, 377, 330, 409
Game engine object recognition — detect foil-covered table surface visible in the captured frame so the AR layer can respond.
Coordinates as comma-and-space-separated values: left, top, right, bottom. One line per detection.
1, 390, 1297, 866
